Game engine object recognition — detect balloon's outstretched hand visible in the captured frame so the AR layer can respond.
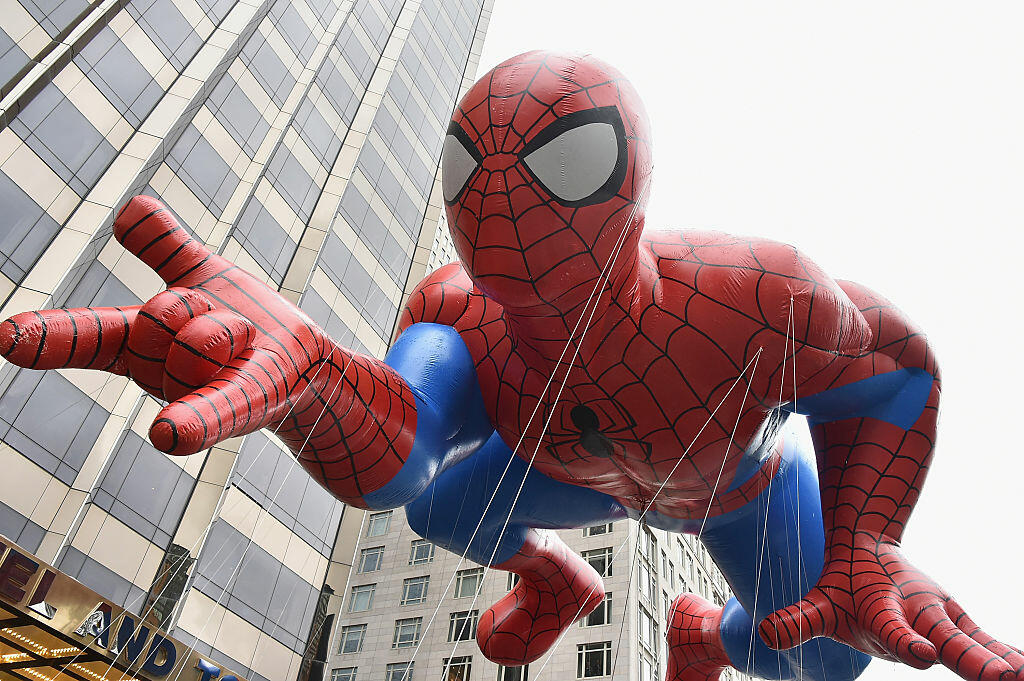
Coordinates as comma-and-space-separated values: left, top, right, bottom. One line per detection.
759, 534, 1024, 681
0, 195, 335, 456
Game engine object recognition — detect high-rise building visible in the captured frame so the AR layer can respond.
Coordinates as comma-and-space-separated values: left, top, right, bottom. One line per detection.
325, 504, 749, 681
0, 0, 493, 677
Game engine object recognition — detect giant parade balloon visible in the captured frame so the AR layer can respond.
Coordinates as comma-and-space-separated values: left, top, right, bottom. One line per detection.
2, 51, 1019, 681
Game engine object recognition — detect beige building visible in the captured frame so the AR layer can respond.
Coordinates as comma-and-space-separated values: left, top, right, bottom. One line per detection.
0, 0, 493, 677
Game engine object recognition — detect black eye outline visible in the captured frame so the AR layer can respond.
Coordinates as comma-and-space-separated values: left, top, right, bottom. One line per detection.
442, 122, 484, 206
518, 106, 628, 208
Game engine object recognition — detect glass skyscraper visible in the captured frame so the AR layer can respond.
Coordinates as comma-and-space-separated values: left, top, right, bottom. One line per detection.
0, 0, 493, 677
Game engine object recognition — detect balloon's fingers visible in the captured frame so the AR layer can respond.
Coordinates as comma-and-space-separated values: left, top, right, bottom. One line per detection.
150, 348, 293, 455
114, 196, 222, 286
946, 601, 1024, 676
915, 606, 1015, 681
126, 288, 214, 398
758, 589, 834, 650
0, 306, 139, 373
978, 641, 1024, 680
864, 598, 937, 669
163, 309, 258, 402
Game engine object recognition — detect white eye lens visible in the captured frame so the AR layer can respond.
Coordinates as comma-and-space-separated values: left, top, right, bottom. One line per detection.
522, 118, 622, 204
442, 132, 480, 203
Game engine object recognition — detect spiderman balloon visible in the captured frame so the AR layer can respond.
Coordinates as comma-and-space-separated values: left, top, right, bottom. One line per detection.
1, 51, 1020, 681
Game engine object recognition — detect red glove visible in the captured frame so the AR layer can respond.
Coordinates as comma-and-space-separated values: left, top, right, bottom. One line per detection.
759, 533, 1024, 681
0, 196, 416, 504
760, 369, 1023, 681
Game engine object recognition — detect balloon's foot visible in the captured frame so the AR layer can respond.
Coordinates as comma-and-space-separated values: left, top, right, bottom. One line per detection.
666, 593, 730, 681
476, 531, 605, 665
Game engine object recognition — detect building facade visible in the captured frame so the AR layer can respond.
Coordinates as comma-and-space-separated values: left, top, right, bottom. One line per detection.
0, 0, 493, 677
325, 506, 749, 681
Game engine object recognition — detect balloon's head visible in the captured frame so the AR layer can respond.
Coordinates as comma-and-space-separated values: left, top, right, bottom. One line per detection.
442, 51, 653, 312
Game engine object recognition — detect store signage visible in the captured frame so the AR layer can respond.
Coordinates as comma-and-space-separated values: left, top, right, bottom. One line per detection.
73, 601, 180, 674
0, 536, 247, 681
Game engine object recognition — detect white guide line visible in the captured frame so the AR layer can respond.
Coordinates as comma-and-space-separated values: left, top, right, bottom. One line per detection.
440, 183, 656, 664
403, 172, 653, 674
63, 288, 397, 680
110, 353, 351, 681
604, 344, 764, 681
23, 372, 117, 524
745, 295, 797, 680
161, 335, 370, 681
536, 346, 766, 681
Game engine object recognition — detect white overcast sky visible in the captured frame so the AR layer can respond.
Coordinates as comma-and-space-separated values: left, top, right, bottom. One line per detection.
477, 3, 1024, 680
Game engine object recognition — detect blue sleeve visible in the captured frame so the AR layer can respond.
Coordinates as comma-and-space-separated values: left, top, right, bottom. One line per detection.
361, 323, 494, 509
784, 367, 935, 430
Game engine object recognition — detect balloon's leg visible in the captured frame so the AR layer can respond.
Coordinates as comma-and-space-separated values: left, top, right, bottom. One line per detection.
405, 431, 628, 665
694, 424, 872, 681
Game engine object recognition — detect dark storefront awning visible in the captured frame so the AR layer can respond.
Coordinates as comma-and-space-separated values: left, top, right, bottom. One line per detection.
0, 536, 247, 681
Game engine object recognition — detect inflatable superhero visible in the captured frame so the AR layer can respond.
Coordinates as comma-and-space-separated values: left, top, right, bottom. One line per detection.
1, 51, 1020, 681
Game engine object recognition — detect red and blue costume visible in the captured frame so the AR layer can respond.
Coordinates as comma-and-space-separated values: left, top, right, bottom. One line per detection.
2, 51, 1021, 681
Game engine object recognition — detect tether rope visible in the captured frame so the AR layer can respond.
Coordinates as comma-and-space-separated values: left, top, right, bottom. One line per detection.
534, 347, 764, 680
402, 173, 653, 674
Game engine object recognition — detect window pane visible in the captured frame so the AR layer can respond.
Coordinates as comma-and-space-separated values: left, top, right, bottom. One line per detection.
208, 74, 270, 158
409, 539, 434, 565
583, 593, 611, 627
74, 27, 162, 127
0, 369, 111, 485
442, 656, 472, 681
401, 576, 429, 605
11, 84, 116, 196
447, 610, 478, 642
386, 662, 413, 681
577, 642, 611, 678
639, 563, 653, 603
506, 572, 520, 591
393, 617, 422, 648
333, 668, 357, 681
339, 625, 366, 654
639, 605, 655, 651
0, 169, 61, 282
359, 547, 384, 573
455, 568, 483, 598
497, 665, 528, 681
166, 124, 239, 214
367, 511, 392, 536
350, 584, 375, 612
231, 199, 295, 283
94, 429, 197, 547
134, 0, 201, 69
640, 654, 656, 681
582, 548, 612, 577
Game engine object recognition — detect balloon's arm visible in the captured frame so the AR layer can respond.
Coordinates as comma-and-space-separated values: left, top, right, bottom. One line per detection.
765, 281, 1024, 681
348, 321, 494, 510
0, 196, 491, 512
786, 278, 939, 545
297, 265, 493, 510
277, 322, 492, 510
